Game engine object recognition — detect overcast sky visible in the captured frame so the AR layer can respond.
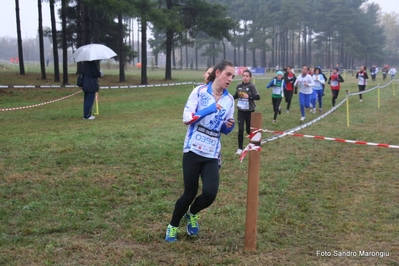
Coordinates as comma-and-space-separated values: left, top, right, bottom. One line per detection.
0, 0, 398, 39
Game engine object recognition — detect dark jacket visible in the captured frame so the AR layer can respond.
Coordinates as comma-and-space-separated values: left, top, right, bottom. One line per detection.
233, 81, 260, 112
82, 61, 101, 93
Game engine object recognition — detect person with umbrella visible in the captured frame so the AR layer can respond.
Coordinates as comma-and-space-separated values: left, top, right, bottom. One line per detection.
73, 44, 116, 120
81, 60, 103, 120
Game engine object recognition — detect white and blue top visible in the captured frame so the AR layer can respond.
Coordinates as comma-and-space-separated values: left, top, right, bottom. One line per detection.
312, 74, 325, 90
183, 82, 235, 159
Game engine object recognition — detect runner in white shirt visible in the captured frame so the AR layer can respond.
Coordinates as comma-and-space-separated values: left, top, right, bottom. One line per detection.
294, 65, 315, 121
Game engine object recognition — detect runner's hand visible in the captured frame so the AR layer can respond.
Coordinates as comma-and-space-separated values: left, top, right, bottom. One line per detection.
225, 118, 234, 128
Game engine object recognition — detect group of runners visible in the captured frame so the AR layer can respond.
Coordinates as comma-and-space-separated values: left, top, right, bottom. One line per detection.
164, 60, 395, 243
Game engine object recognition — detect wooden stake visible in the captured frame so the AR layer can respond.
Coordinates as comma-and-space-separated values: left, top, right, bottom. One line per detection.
244, 112, 262, 251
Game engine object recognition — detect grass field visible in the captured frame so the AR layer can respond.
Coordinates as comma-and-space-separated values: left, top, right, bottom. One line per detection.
1, 68, 398, 265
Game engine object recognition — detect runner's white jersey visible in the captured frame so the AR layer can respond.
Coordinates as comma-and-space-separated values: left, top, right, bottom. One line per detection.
183, 83, 235, 159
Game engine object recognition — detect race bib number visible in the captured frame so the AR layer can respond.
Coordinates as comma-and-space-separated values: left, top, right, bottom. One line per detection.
191, 125, 220, 154
331, 80, 338, 86
237, 98, 249, 110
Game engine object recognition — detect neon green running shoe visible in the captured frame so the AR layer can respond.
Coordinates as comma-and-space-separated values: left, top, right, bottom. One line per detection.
185, 213, 199, 236
165, 224, 180, 243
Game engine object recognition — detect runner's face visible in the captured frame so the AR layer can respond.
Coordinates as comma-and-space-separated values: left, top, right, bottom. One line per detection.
302, 66, 308, 75
242, 72, 251, 84
215, 66, 235, 89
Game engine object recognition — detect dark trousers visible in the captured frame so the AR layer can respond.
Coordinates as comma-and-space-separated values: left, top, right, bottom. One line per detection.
170, 151, 219, 227
331, 89, 340, 107
358, 85, 366, 100
83, 92, 96, 118
272, 97, 282, 120
283, 89, 294, 110
237, 110, 252, 150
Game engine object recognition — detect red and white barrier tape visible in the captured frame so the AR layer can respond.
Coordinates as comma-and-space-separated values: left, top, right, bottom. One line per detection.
239, 128, 263, 162
263, 129, 399, 149
240, 128, 399, 162
0, 90, 81, 112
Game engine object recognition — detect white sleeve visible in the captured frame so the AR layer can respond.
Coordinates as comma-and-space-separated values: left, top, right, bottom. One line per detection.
308, 75, 315, 87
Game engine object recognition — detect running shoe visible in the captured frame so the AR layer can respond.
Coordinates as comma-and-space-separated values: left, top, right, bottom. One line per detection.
165, 224, 180, 243
272, 120, 276, 124
185, 213, 199, 236
83, 116, 95, 120
300, 116, 306, 121
236, 149, 243, 155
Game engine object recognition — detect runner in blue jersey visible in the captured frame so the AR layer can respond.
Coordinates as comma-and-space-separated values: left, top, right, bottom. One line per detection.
165, 60, 235, 243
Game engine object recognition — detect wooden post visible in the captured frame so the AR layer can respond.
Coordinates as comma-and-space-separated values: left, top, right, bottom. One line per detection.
244, 112, 262, 251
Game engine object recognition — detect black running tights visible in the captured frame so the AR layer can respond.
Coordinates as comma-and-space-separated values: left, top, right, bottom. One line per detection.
170, 151, 219, 227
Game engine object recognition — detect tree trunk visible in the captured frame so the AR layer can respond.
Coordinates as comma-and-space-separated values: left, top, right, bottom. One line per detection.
308, 28, 312, 65
15, 0, 25, 74
261, 40, 266, 68
243, 22, 247, 66
140, 17, 148, 84
61, 0, 68, 85
279, 28, 285, 68
84, 5, 90, 44
251, 49, 256, 67
165, 28, 173, 80
297, 26, 301, 68
271, 27, 275, 68
49, 0, 60, 82
291, 30, 295, 66
233, 30, 237, 66
237, 44, 241, 66
185, 44, 188, 69
180, 45, 183, 69
38, 0, 46, 80
136, 19, 140, 63
302, 26, 307, 65
195, 43, 198, 70
118, 14, 125, 82
222, 39, 226, 60
76, 0, 83, 74
172, 46, 176, 69
211, 42, 216, 66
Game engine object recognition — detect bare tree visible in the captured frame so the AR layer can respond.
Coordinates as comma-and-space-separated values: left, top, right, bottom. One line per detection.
38, 0, 47, 80
15, 0, 25, 74
49, 0, 60, 82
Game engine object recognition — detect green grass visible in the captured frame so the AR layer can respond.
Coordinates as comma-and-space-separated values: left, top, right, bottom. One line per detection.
1, 70, 398, 265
